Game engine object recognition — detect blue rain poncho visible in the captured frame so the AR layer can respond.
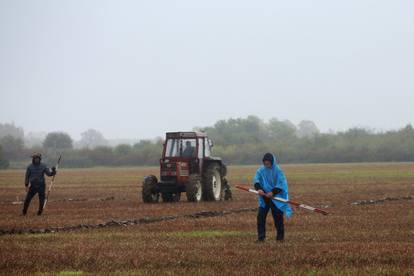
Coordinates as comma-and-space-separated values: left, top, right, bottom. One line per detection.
253, 154, 293, 217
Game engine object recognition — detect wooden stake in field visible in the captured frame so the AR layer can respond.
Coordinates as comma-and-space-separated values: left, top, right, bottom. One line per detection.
43, 155, 62, 210
235, 185, 329, 216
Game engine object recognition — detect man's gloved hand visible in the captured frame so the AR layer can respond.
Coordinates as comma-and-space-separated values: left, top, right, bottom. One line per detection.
272, 188, 282, 196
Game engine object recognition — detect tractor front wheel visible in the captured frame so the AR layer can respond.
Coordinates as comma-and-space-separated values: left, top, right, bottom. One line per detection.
223, 178, 232, 201
142, 175, 159, 203
186, 175, 202, 202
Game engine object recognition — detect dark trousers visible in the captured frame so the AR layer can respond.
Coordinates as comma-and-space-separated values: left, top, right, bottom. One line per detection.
23, 183, 45, 215
257, 200, 284, 241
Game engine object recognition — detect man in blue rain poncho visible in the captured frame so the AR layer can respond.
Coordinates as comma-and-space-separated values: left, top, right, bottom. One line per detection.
253, 153, 292, 242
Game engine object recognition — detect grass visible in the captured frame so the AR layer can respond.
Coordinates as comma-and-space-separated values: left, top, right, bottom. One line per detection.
56, 272, 84, 276
0, 163, 413, 275
165, 230, 253, 238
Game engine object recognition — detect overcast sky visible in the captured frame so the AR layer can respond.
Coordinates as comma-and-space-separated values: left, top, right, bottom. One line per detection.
1, 0, 413, 139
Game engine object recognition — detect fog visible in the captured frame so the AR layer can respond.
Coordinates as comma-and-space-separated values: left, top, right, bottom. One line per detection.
1, 0, 413, 140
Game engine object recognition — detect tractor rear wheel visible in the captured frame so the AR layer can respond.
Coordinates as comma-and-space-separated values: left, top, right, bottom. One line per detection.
186, 175, 202, 202
142, 175, 159, 203
202, 164, 222, 201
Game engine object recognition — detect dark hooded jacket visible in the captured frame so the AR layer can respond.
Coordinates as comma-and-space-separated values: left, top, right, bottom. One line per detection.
25, 163, 54, 187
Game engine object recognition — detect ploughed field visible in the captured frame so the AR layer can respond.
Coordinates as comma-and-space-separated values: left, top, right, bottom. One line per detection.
0, 163, 413, 275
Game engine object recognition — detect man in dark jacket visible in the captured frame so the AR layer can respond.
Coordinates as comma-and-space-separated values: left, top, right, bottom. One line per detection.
22, 153, 56, 216
182, 141, 195, 157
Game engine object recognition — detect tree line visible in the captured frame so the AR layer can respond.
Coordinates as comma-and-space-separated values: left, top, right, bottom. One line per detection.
0, 116, 413, 169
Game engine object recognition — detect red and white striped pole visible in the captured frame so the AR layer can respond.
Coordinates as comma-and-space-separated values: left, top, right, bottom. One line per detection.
43, 155, 62, 210
235, 185, 328, 216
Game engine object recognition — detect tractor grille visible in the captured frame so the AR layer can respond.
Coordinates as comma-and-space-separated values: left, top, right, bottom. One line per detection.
161, 163, 177, 171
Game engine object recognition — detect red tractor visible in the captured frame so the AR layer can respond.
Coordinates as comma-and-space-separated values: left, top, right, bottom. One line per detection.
142, 131, 232, 203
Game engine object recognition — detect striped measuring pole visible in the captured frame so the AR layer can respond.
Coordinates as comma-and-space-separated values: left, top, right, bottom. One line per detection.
235, 185, 328, 216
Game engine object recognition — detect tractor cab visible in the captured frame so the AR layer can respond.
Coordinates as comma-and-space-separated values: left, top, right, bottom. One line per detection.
161, 132, 212, 182
142, 131, 232, 203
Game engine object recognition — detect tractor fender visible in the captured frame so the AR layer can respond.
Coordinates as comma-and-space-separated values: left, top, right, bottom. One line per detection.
203, 160, 227, 177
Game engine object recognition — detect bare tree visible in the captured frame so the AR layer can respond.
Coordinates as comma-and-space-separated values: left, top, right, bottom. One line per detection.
78, 129, 108, 149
